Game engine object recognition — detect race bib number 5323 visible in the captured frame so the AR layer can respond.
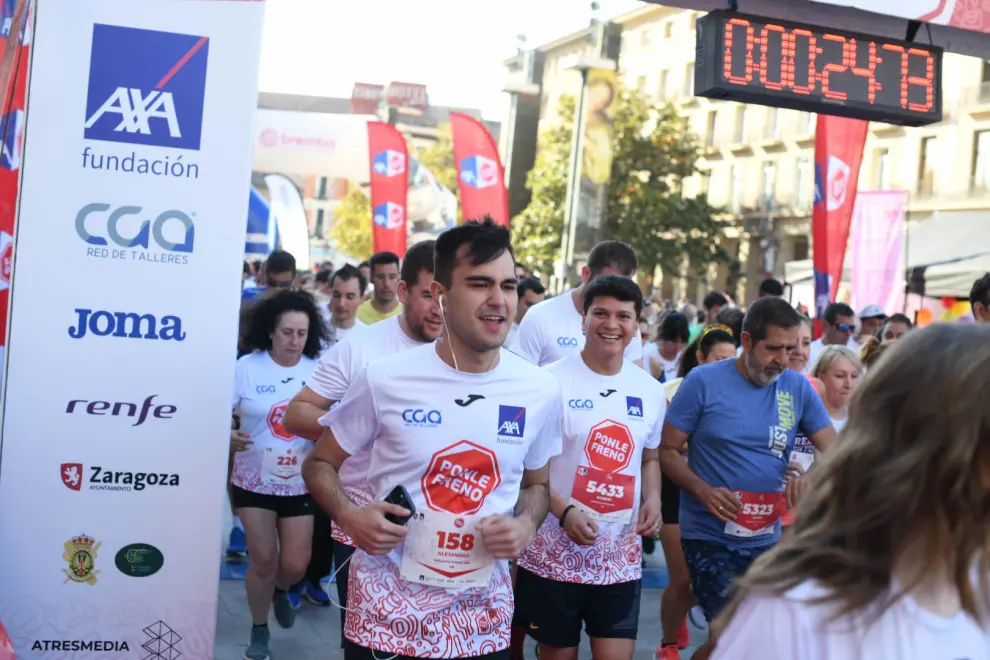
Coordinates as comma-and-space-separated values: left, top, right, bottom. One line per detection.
723, 490, 783, 538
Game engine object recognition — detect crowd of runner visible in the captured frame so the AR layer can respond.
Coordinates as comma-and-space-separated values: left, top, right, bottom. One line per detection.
227, 224, 990, 660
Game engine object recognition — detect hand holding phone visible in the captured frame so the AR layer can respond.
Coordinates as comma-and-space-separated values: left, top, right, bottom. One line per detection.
339, 485, 414, 556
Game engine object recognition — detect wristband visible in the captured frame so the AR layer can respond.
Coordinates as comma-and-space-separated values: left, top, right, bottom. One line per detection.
559, 505, 576, 527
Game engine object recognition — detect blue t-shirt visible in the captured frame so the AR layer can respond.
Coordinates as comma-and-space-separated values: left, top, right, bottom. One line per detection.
241, 286, 267, 302
665, 358, 832, 548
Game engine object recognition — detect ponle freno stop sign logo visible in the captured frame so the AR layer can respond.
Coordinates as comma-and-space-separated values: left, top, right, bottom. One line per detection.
422, 440, 502, 515
584, 420, 634, 473
267, 400, 293, 441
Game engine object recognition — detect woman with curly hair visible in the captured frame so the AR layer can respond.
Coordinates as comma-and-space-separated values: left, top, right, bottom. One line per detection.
711, 324, 990, 659
231, 289, 329, 660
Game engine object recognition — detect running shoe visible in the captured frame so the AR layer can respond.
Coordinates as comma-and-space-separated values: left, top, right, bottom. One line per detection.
303, 579, 331, 606
226, 526, 247, 557
243, 626, 270, 660
272, 590, 296, 629
656, 644, 681, 660
688, 605, 708, 632
677, 615, 690, 649
287, 582, 303, 610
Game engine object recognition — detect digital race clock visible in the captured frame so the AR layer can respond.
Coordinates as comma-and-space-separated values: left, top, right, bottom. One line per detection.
694, 10, 943, 127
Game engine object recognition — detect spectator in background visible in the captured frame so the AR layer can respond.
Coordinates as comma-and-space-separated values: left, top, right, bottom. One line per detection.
314, 270, 332, 300
856, 305, 887, 343
716, 306, 745, 348
242, 250, 297, 302
859, 335, 894, 372
881, 313, 913, 341
295, 271, 315, 294
506, 277, 546, 352
682, 302, 703, 343
243, 261, 257, 289
757, 278, 785, 299
356, 251, 402, 325
808, 302, 857, 369
323, 265, 368, 349
648, 312, 690, 383
515, 261, 528, 280
970, 272, 990, 322
703, 291, 729, 324
357, 261, 372, 298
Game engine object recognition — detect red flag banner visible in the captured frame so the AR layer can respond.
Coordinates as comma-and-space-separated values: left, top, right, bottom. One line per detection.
812, 115, 869, 334
450, 111, 508, 225
367, 122, 408, 255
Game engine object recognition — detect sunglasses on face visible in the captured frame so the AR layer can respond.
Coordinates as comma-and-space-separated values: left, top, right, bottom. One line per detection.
836, 323, 855, 333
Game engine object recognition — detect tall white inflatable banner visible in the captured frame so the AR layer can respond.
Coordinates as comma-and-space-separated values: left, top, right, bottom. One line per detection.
0, 1, 265, 658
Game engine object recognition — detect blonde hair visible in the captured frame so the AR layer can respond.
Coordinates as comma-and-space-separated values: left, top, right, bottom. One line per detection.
859, 335, 895, 369
810, 344, 861, 379
715, 324, 990, 633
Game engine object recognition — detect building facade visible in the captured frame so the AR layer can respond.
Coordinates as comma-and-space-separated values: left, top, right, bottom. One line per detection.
504, 4, 990, 303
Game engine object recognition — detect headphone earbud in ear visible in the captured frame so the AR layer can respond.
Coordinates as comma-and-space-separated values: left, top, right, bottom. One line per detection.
439, 295, 444, 307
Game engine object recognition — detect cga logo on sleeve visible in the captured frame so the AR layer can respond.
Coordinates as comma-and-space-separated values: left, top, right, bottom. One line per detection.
497, 405, 526, 441
84, 24, 209, 150
625, 396, 643, 418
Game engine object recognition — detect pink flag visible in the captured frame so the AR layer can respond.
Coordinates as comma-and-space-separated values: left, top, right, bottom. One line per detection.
848, 191, 907, 314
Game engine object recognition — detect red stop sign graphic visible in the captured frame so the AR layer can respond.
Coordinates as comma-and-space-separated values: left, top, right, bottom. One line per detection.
584, 419, 634, 473
422, 440, 501, 515
267, 400, 293, 441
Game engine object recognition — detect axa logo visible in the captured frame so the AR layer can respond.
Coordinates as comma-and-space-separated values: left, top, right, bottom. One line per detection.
372, 150, 406, 177
84, 24, 209, 150
459, 154, 499, 190
626, 396, 643, 418
68, 308, 186, 341
497, 405, 526, 441
568, 398, 593, 410
557, 336, 579, 347
76, 203, 194, 257
402, 408, 442, 428
66, 394, 176, 426
373, 202, 405, 230
0, 108, 24, 171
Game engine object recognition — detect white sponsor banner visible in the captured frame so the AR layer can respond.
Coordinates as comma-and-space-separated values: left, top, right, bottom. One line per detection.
252, 108, 376, 180
264, 173, 310, 271
0, 1, 264, 658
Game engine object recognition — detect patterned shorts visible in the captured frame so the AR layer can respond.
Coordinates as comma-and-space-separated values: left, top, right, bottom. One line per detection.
681, 538, 773, 623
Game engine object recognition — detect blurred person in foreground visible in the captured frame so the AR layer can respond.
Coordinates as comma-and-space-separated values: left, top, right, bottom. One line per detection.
711, 323, 990, 660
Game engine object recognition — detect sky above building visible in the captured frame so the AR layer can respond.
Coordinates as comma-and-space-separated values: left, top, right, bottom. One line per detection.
257, 0, 642, 121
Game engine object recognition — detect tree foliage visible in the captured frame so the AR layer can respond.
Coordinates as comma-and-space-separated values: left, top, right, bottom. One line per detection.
329, 187, 373, 260
511, 96, 574, 279
414, 122, 458, 193
511, 89, 732, 282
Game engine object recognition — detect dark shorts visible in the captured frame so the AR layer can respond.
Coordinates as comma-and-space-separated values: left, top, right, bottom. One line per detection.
231, 485, 314, 518
514, 566, 641, 648
344, 640, 507, 660
681, 538, 772, 623
333, 542, 356, 648
660, 472, 681, 525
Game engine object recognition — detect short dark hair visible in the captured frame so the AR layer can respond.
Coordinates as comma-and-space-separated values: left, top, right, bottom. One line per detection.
518, 276, 546, 299
587, 240, 637, 278
659, 311, 690, 343
400, 240, 436, 286
242, 289, 328, 359
742, 297, 803, 342
823, 302, 855, 325
265, 249, 296, 276
358, 260, 370, 270
716, 306, 745, 346
315, 269, 331, 285
369, 251, 400, 276
515, 261, 526, 270
970, 273, 990, 312
703, 291, 729, 311
434, 217, 513, 288
678, 326, 735, 378
886, 312, 913, 327
330, 264, 366, 293
581, 274, 644, 316
757, 278, 785, 298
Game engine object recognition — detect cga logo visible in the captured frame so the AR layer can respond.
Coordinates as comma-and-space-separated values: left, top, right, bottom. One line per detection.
373, 202, 405, 230
372, 150, 406, 177
403, 408, 442, 428
0, 108, 24, 171
114, 543, 164, 578
76, 203, 194, 259
626, 396, 643, 418
497, 405, 526, 441
84, 24, 209, 150
557, 336, 579, 347
568, 399, 594, 410
68, 308, 186, 341
459, 154, 499, 189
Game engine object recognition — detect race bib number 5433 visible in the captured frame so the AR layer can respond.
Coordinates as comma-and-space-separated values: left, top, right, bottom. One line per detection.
569, 466, 636, 524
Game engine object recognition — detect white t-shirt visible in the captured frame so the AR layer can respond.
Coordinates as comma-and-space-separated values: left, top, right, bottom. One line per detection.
712, 580, 990, 660
309, 315, 423, 546
325, 344, 563, 658
806, 336, 859, 373
231, 351, 318, 497
504, 322, 520, 354
515, 291, 644, 366
519, 354, 664, 585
